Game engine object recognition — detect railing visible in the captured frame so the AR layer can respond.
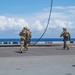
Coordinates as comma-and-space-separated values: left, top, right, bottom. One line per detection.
0, 40, 74, 46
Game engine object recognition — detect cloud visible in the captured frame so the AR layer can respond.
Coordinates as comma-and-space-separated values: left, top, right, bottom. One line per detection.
0, 15, 45, 33
68, 10, 75, 13
33, 20, 43, 31
49, 19, 74, 29
53, 6, 65, 9
53, 6, 75, 10
0, 6, 75, 38
0, 16, 29, 31
51, 12, 68, 19
67, 6, 75, 9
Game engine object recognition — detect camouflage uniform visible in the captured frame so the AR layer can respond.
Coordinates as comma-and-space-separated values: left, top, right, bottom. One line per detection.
26, 29, 31, 44
60, 28, 70, 50
24, 28, 31, 51
19, 28, 27, 53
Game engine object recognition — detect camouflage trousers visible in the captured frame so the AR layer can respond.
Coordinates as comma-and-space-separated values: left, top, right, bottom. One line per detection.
63, 41, 69, 50
20, 40, 28, 52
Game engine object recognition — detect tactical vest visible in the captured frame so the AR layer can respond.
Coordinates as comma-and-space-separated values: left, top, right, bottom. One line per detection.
26, 31, 31, 44
63, 31, 70, 40
20, 30, 27, 40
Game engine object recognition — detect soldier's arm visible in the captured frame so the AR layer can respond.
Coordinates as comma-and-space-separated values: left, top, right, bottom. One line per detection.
60, 32, 63, 37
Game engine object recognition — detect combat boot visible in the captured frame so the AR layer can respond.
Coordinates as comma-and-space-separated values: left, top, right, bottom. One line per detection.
67, 48, 69, 50
20, 49, 23, 53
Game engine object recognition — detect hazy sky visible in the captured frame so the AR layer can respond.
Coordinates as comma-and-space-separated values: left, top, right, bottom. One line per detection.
0, 0, 75, 38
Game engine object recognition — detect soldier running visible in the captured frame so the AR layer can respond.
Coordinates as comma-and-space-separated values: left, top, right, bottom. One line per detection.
24, 28, 32, 51
19, 27, 27, 53
60, 28, 70, 50
19, 27, 31, 53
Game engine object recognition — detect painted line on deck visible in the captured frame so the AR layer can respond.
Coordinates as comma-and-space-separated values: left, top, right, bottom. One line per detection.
28, 46, 75, 48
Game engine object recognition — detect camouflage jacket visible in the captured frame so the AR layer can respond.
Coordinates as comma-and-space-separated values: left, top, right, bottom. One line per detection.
60, 31, 70, 41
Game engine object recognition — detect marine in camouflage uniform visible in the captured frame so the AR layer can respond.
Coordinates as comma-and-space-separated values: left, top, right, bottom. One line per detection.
19, 27, 27, 53
24, 28, 32, 51
60, 28, 70, 50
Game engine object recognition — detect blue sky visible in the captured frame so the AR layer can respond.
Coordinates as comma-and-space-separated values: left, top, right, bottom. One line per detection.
0, 0, 75, 38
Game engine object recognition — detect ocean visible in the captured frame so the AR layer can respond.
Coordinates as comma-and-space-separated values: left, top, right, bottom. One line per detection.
0, 38, 75, 42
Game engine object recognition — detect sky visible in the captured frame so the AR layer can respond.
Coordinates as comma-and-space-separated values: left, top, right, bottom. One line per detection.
0, 0, 75, 38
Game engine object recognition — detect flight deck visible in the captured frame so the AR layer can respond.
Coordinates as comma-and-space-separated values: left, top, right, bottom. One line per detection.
0, 46, 75, 75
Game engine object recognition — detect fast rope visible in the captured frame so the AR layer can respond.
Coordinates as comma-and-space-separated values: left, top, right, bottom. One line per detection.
33, 0, 53, 45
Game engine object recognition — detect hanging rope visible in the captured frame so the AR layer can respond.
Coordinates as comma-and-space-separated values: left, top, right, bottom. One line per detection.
33, 0, 53, 45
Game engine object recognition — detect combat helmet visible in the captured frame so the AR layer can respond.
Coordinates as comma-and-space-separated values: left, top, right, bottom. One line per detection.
63, 28, 66, 31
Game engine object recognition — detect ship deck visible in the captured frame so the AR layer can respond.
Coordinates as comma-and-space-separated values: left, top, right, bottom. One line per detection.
0, 46, 75, 75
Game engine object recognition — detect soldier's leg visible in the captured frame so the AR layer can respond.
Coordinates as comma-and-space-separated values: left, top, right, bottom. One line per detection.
26, 43, 28, 50
66, 41, 69, 50
26, 39, 30, 50
63, 41, 66, 49
24, 42, 28, 51
24, 41, 27, 51
20, 41, 24, 52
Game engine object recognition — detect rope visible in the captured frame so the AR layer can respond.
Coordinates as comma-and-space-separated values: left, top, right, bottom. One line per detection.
33, 0, 53, 45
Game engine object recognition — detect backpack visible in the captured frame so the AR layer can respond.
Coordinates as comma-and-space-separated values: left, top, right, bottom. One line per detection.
63, 31, 70, 40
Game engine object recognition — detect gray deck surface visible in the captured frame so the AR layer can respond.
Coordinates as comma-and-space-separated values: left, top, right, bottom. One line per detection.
0, 46, 75, 75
